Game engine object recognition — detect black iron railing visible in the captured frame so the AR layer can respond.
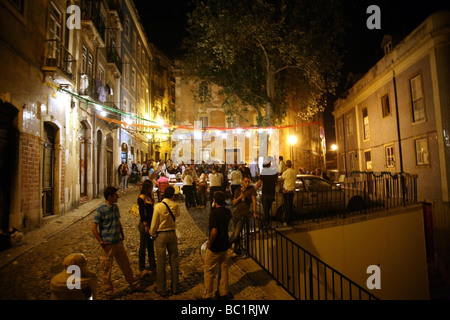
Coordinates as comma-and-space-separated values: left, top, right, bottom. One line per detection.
43, 39, 76, 80
258, 172, 418, 227
241, 217, 379, 300
238, 172, 418, 300
107, 46, 122, 74
81, 0, 106, 42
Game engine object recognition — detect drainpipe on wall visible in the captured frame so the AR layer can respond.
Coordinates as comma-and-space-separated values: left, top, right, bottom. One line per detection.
393, 70, 406, 206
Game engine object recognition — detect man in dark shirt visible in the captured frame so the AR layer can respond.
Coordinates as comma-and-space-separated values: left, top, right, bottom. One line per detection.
255, 157, 278, 228
229, 176, 258, 255
202, 191, 232, 300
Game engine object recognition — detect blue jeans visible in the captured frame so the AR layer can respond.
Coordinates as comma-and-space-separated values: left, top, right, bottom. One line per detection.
154, 230, 179, 295
229, 213, 248, 251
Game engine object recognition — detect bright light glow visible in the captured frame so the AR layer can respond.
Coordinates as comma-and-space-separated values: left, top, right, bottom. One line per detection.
157, 118, 165, 125
124, 117, 133, 125
288, 135, 297, 145
162, 127, 169, 134
100, 111, 107, 117
147, 134, 153, 139
246, 131, 251, 137
194, 131, 202, 140
236, 128, 243, 134
331, 144, 338, 151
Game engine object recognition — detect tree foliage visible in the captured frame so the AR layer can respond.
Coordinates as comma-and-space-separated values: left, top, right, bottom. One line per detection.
182, 0, 345, 126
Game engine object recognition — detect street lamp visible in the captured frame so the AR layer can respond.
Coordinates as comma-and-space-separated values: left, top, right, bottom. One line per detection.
288, 135, 297, 167
331, 144, 337, 151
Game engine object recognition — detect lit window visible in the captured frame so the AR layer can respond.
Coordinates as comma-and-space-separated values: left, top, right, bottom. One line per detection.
385, 145, 395, 168
415, 138, 429, 165
365, 150, 372, 170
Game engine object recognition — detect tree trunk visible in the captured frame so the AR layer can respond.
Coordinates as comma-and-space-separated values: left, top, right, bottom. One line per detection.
265, 70, 275, 127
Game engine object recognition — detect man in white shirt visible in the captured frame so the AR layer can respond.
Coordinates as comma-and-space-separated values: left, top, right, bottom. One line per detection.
280, 160, 296, 226
230, 165, 242, 199
278, 156, 287, 175
208, 166, 223, 209
249, 158, 260, 183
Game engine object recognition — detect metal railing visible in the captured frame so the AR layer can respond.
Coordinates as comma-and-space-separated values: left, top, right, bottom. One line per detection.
107, 46, 122, 74
43, 39, 76, 80
236, 172, 418, 300
258, 172, 418, 228
241, 217, 379, 300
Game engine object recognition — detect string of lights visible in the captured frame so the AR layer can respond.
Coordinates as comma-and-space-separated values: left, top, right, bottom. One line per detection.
48, 82, 323, 133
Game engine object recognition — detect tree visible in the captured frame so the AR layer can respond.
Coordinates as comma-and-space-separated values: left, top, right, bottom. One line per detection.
182, 0, 345, 127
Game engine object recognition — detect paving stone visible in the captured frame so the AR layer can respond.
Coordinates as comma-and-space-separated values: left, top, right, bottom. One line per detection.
0, 186, 291, 300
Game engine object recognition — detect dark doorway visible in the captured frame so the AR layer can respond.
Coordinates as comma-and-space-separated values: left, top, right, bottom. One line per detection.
42, 122, 56, 216
0, 102, 18, 229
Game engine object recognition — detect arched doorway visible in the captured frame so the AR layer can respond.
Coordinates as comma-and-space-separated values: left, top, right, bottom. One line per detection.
106, 134, 114, 187
96, 130, 103, 196
79, 122, 88, 198
42, 122, 56, 216
0, 102, 19, 229
121, 142, 128, 164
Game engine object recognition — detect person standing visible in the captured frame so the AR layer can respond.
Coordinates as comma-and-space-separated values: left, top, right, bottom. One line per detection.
202, 191, 232, 300
249, 158, 260, 183
255, 157, 278, 228
278, 156, 286, 175
208, 166, 223, 209
92, 187, 141, 299
137, 180, 156, 276
140, 162, 150, 183
280, 160, 297, 226
150, 186, 181, 297
230, 165, 242, 199
229, 176, 258, 255
118, 162, 128, 190
156, 172, 170, 202
182, 164, 198, 208
197, 166, 208, 208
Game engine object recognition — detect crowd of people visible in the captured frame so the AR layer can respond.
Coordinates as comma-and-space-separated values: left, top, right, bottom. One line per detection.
91, 156, 330, 300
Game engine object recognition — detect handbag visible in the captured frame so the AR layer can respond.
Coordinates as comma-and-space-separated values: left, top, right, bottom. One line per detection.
129, 203, 140, 219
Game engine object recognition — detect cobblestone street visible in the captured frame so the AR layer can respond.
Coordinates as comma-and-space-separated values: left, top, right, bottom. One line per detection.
0, 186, 292, 301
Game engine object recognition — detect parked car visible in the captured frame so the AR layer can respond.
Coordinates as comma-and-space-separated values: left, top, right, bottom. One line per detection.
256, 175, 369, 222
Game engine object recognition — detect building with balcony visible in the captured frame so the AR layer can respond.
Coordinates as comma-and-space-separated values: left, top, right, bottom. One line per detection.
149, 45, 175, 162
333, 10, 450, 287
119, 0, 152, 166
0, 0, 127, 231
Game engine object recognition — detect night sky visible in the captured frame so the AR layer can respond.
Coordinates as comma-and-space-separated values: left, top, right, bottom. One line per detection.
133, 0, 450, 144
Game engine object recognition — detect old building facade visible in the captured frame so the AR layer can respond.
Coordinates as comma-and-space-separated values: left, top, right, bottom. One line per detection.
173, 60, 326, 170
0, 0, 164, 232
333, 11, 450, 283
